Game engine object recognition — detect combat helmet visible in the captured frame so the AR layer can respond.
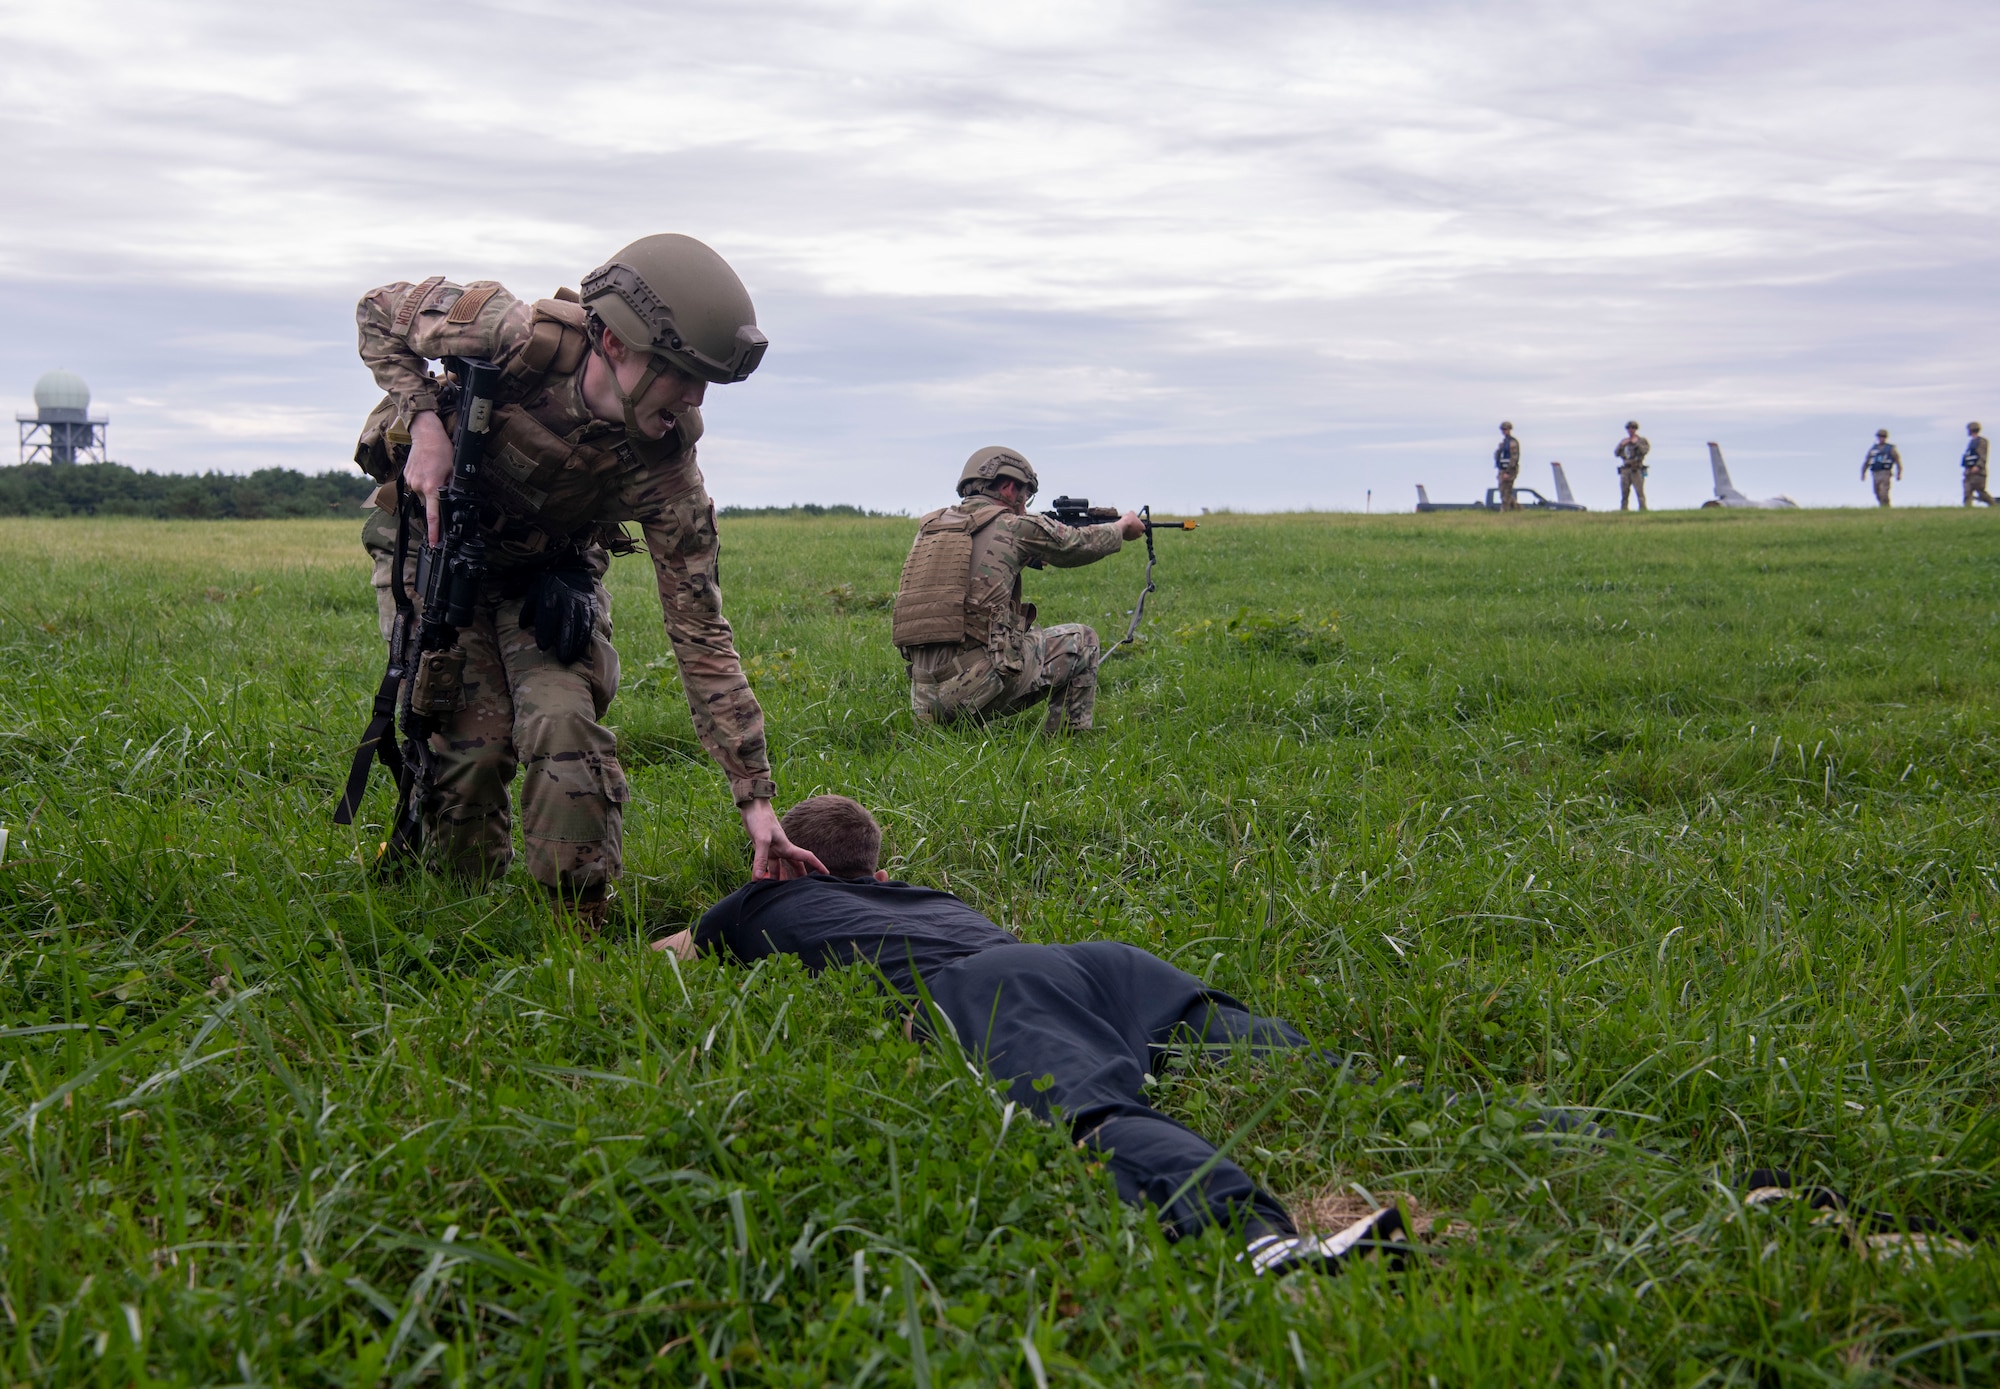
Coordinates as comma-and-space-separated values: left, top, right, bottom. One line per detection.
1970, 422, 1983, 434
579, 234, 768, 440
1499, 421, 1513, 431
957, 446, 1040, 498
1626, 420, 1640, 430
1877, 428, 1890, 439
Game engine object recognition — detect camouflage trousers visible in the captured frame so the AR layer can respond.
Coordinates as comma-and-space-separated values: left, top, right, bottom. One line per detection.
1871, 471, 1894, 507
1496, 471, 1519, 511
1965, 468, 1993, 506
910, 624, 1100, 733
1618, 465, 1648, 511
363, 510, 627, 894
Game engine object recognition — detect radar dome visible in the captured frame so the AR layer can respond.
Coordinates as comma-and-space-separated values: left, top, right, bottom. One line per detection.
33, 370, 90, 415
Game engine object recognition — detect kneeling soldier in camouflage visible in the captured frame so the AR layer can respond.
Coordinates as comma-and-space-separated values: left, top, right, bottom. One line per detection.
894, 448, 1143, 733
350, 234, 823, 927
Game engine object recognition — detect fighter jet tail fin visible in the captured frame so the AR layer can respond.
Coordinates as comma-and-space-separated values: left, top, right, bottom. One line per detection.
1708, 442, 1747, 502
1551, 461, 1577, 505
1416, 484, 1431, 507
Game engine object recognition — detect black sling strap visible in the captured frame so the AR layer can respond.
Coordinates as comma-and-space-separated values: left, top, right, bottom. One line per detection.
332, 666, 405, 824
333, 489, 416, 826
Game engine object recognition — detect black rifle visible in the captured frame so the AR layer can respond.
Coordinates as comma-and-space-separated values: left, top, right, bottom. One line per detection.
1037, 496, 1196, 666
333, 359, 501, 862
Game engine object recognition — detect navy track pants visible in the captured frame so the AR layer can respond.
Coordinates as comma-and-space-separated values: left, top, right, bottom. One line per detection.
921, 941, 1309, 1241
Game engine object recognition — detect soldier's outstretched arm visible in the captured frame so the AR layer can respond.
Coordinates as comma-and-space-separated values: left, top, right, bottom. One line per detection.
628, 463, 823, 880
1015, 512, 1129, 569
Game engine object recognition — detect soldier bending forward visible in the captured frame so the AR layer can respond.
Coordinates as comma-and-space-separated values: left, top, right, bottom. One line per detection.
351, 234, 821, 925
893, 448, 1142, 733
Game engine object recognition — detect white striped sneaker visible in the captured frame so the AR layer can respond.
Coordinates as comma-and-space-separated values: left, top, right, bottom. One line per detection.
1242, 1206, 1410, 1276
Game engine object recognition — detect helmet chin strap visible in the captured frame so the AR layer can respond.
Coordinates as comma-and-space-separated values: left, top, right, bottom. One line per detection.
596, 339, 666, 442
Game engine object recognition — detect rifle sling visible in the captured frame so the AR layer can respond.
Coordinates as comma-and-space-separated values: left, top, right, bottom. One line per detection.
333, 490, 417, 828
332, 665, 406, 825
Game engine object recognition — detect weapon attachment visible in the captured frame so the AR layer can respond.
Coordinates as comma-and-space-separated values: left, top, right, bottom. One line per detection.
333, 357, 502, 862
1036, 497, 1197, 668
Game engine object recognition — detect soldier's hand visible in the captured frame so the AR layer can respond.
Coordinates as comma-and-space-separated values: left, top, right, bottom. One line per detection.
650, 929, 697, 961
406, 411, 453, 545
741, 799, 827, 881
1118, 510, 1144, 540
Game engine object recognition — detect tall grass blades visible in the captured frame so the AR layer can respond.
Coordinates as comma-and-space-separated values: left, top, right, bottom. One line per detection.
0, 510, 1995, 1385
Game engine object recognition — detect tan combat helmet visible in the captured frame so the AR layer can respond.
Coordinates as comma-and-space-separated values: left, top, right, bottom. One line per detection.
580, 234, 769, 436
1970, 422, 1983, 435
1499, 421, 1513, 431
957, 446, 1040, 498
1877, 429, 1890, 439
1626, 420, 1640, 430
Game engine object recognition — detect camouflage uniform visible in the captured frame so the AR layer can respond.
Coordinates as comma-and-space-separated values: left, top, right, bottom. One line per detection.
1494, 433, 1521, 511
1864, 440, 1900, 507
1614, 433, 1650, 511
898, 494, 1123, 732
354, 278, 774, 895
1963, 431, 1991, 507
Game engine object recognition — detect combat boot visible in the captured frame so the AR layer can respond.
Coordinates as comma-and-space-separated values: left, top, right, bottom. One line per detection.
549, 884, 614, 939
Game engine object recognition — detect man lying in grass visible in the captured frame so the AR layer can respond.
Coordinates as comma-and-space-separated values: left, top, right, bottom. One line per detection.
654, 794, 1405, 1277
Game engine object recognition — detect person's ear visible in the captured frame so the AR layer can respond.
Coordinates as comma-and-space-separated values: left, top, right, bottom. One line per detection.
874, 868, 890, 882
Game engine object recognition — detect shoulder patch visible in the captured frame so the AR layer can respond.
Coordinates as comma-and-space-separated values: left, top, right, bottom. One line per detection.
447, 284, 501, 324
393, 275, 446, 330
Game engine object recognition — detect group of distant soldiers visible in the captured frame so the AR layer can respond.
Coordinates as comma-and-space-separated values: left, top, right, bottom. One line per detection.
1491, 420, 1651, 511
1862, 424, 1993, 508
1493, 420, 1993, 509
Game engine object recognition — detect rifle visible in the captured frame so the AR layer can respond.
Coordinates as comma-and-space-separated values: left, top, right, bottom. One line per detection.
333, 358, 501, 861
1037, 496, 1196, 667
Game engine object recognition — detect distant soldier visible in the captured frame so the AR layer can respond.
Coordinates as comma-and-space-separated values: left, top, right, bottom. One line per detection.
1494, 422, 1521, 511
1862, 429, 1902, 507
893, 447, 1142, 733
1962, 422, 1992, 507
1614, 421, 1651, 511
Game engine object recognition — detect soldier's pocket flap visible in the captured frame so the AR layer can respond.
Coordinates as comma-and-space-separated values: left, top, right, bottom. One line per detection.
589, 752, 632, 805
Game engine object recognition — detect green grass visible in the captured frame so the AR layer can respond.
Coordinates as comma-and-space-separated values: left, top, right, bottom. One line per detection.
1, 507, 1997, 1386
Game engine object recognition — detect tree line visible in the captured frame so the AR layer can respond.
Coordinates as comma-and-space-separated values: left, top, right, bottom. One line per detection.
0, 460, 376, 518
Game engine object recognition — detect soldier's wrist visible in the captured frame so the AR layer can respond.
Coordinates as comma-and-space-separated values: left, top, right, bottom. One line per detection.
732, 776, 778, 808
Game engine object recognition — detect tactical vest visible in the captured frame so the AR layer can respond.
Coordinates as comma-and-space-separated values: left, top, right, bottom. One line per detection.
1495, 439, 1519, 469
354, 294, 702, 562
1965, 439, 1987, 469
892, 503, 1009, 651
1867, 444, 1898, 471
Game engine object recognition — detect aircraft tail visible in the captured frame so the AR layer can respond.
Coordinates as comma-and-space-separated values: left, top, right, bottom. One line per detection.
1708, 442, 1746, 501
1416, 484, 1431, 507
1550, 461, 1577, 505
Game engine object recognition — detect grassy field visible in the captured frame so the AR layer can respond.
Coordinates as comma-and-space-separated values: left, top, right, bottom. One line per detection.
1, 506, 1997, 1386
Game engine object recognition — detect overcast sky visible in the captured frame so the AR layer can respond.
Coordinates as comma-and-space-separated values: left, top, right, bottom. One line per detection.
3, 0, 1995, 511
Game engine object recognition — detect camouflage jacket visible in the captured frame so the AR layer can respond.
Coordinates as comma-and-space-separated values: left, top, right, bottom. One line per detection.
1615, 435, 1650, 465
355, 277, 774, 806
906, 495, 1123, 682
